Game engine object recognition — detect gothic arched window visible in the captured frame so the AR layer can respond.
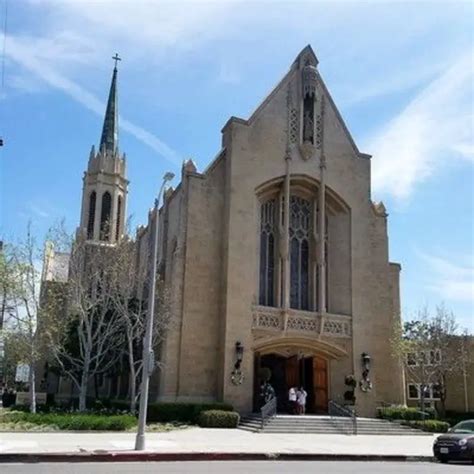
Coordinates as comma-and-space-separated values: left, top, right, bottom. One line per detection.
289, 195, 311, 310
259, 198, 276, 307
87, 191, 96, 239
115, 195, 122, 241
100, 191, 112, 241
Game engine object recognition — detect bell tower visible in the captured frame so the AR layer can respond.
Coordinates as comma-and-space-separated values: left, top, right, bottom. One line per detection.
79, 54, 128, 244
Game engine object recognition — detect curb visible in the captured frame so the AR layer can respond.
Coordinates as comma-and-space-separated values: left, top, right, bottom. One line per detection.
0, 452, 436, 463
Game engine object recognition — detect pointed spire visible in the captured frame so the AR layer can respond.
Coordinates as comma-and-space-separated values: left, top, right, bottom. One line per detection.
100, 54, 121, 154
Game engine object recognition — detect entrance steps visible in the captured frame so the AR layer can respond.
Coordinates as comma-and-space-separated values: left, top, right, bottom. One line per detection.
238, 414, 429, 435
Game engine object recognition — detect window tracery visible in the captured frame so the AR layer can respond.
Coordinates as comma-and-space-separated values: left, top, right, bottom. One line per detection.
259, 198, 276, 306
258, 188, 329, 312
289, 196, 311, 310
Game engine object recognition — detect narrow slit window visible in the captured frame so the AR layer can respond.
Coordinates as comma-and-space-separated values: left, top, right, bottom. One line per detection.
100, 191, 112, 241
115, 195, 122, 241
87, 191, 96, 239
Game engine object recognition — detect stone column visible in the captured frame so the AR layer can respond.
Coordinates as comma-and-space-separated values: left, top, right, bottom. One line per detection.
110, 185, 118, 244
282, 157, 291, 311
318, 96, 327, 314
93, 180, 103, 241
318, 156, 326, 313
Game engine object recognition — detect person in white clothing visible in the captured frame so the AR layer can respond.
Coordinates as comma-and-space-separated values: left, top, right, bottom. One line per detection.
296, 386, 307, 415
288, 386, 297, 414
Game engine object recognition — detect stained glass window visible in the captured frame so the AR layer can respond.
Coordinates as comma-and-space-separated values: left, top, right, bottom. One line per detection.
289, 196, 311, 310
259, 199, 276, 306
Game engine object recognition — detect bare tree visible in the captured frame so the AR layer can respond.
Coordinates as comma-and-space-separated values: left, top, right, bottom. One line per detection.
109, 237, 172, 413
428, 306, 472, 417
392, 305, 472, 417
47, 235, 125, 411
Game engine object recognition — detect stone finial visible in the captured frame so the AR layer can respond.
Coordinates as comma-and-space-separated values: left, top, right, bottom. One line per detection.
373, 201, 388, 217
164, 186, 174, 203
182, 159, 197, 174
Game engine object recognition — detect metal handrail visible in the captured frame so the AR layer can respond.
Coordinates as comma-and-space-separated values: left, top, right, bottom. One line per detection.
260, 397, 277, 430
328, 400, 357, 435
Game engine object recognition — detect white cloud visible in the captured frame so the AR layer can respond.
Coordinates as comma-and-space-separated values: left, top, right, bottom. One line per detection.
4, 1, 472, 183
4, 34, 181, 165
418, 250, 474, 303
367, 51, 474, 200
339, 59, 445, 106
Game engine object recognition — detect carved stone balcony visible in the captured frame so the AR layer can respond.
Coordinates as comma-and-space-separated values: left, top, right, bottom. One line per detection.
252, 305, 352, 338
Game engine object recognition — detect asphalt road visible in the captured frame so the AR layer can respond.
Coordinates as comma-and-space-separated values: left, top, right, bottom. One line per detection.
1, 462, 473, 473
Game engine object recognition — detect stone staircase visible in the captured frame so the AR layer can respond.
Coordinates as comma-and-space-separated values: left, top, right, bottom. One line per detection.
238, 414, 429, 435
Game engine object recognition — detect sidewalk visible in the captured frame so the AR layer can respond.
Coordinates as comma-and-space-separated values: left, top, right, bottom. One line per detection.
0, 428, 437, 462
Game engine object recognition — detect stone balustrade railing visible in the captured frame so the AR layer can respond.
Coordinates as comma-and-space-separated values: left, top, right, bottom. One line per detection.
252, 305, 352, 338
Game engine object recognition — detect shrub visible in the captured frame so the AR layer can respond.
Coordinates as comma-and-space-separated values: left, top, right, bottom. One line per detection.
198, 410, 240, 428
402, 420, 450, 433
377, 406, 434, 421
1, 392, 17, 408
146, 402, 233, 424
3, 412, 136, 431
9, 399, 235, 424
109, 400, 131, 412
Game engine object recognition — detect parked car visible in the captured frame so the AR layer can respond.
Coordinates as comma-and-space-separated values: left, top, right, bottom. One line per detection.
433, 420, 474, 463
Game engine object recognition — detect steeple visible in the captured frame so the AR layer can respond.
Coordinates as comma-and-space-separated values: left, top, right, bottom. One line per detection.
79, 54, 128, 245
99, 54, 121, 154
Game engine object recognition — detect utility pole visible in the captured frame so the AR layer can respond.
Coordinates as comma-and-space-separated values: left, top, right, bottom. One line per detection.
135, 171, 174, 451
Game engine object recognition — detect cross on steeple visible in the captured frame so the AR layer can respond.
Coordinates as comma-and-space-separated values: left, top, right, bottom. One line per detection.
100, 56, 120, 153
112, 53, 121, 69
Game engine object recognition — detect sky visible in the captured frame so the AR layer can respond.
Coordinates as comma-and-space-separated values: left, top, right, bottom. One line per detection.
0, 0, 473, 330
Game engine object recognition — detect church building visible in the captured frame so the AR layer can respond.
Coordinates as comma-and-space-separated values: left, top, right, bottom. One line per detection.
50, 45, 406, 417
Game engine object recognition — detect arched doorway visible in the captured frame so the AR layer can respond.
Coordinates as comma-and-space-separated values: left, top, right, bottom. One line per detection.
252, 336, 347, 414
254, 352, 328, 414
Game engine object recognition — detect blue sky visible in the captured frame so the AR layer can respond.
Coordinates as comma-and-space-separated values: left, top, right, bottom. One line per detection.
0, 0, 473, 330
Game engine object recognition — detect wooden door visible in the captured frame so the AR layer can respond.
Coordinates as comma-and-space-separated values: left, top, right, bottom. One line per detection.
285, 355, 299, 389
313, 357, 328, 413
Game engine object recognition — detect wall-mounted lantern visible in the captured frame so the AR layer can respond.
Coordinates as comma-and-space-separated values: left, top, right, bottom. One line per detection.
235, 341, 244, 369
362, 352, 371, 371
231, 341, 244, 385
359, 352, 373, 393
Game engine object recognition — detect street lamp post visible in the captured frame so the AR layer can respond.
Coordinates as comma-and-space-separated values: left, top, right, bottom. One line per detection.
135, 171, 175, 451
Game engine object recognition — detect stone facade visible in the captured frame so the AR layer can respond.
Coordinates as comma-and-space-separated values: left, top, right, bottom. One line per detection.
43, 45, 420, 417
139, 45, 405, 417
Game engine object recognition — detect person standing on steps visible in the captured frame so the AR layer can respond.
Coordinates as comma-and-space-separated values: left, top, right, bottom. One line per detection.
297, 386, 307, 415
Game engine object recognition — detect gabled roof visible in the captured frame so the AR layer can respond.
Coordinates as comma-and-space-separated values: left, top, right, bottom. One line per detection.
223, 44, 369, 159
